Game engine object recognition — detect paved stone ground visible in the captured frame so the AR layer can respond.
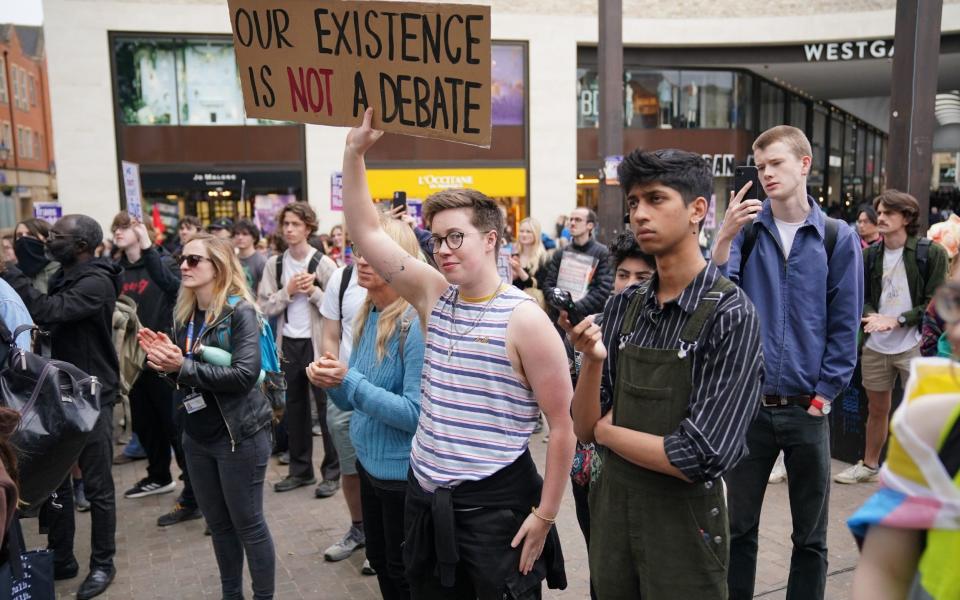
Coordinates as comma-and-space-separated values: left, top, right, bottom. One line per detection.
27, 430, 874, 599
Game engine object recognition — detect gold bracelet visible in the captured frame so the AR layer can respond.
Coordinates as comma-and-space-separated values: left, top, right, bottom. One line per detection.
531, 506, 556, 524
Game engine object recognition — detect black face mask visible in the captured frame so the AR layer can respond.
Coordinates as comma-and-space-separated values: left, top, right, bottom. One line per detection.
45, 237, 79, 267
14, 236, 50, 277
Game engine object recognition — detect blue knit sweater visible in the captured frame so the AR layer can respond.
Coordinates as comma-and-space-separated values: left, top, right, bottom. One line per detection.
328, 308, 424, 481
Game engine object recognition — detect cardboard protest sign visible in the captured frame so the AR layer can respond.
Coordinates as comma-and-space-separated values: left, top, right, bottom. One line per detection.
227, 0, 492, 147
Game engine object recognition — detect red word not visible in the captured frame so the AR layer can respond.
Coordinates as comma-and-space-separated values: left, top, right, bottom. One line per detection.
287, 66, 334, 115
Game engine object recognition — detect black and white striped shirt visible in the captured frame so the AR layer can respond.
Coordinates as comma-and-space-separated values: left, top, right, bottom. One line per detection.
599, 262, 764, 482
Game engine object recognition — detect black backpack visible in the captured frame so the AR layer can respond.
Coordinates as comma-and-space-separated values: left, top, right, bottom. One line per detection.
738, 217, 840, 277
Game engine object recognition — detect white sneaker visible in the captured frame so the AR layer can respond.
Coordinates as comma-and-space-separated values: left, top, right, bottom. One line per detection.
768, 452, 787, 484
324, 525, 365, 562
834, 460, 880, 484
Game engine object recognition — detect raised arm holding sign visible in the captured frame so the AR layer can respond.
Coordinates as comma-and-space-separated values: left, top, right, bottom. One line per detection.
228, 0, 491, 146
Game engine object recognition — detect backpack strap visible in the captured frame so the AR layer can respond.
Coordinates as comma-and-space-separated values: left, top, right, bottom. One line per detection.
737, 221, 760, 279
916, 237, 932, 283
274, 254, 283, 291
307, 251, 323, 278
824, 217, 839, 262
679, 278, 735, 346
338, 265, 353, 329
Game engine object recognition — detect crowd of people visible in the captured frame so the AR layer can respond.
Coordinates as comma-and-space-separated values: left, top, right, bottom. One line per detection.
0, 114, 956, 600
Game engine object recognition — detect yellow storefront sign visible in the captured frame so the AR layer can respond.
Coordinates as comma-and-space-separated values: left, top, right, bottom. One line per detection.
366, 168, 526, 200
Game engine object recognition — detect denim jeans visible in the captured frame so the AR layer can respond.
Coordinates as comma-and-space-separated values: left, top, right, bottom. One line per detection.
726, 405, 831, 600
183, 427, 275, 600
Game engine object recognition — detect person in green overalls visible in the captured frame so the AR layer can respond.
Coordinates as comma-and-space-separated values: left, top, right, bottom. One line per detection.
562, 148, 765, 599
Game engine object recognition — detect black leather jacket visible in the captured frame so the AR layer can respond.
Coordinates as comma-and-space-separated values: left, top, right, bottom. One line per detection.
168, 299, 272, 448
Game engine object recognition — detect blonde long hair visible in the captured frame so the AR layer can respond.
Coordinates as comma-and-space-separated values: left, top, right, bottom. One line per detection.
517, 217, 546, 273
353, 216, 421, 361
174, 233, 258, 327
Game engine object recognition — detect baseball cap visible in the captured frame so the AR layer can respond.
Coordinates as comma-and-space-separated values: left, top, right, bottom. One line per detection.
209, 218, 234, 232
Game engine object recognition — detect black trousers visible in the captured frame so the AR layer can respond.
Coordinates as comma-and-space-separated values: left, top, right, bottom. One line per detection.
570, 479, 597, 600
130, 370, 177, 484
358, 462, 409, 600
281, 337, 339, 481
172, 390, 197, 510
726, 405, 831, 600
46, 400, 117, 571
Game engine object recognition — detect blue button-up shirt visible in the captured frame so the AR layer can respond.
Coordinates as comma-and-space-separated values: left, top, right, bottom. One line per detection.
718, 197, 863, 400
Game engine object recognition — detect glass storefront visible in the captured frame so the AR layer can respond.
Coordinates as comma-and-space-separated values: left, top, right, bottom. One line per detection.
578, 68, 751, 130
113, 36, 282, 126
576, 63, 887, 227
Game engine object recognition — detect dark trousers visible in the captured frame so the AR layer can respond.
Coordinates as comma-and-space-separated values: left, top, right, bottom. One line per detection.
407, 507, 542, 600
172, 393, 197, 510
358, 462, 409, 600
130, 370, 176, 484
281, 337, 339, 481
570, 479, 597, 600
184, 427, 275, 600
46, 402, 117, 571
727, 406, 831, 600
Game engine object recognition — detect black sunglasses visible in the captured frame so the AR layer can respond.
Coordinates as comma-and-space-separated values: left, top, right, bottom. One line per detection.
178, 254, 213, 268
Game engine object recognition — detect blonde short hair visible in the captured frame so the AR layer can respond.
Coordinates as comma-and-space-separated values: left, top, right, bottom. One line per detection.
753, 125, 813, 160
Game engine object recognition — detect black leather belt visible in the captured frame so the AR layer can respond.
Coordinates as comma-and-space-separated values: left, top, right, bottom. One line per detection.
761, 394, 813, 409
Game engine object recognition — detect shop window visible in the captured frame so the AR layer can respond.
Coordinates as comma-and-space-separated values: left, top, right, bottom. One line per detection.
492, 44, 525, 127
115, 39, 179, 125
0, 58, 6, 104
809, 106, 828, 204
758, 82, 784, 131
177, 40, 248, 125
788, 98, 808, 133
577, 68, 599, 128
828, 114, 843, 207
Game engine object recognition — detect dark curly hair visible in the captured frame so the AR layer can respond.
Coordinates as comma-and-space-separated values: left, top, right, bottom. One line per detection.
610, 231, 655, 270
0, 407, 21, 486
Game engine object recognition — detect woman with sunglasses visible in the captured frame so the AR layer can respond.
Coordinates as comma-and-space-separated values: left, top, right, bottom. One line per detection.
850, 282, 960, 600
307, 216, 425, 600
138, 233, 276, 600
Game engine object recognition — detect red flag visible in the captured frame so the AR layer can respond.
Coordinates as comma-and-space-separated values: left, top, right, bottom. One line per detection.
152, 204, 166, 241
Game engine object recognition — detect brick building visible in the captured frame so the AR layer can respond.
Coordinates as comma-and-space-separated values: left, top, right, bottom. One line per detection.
0, 23, 56, 229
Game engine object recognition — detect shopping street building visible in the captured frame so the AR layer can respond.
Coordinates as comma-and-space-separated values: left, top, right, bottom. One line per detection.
42, 0, 960, 240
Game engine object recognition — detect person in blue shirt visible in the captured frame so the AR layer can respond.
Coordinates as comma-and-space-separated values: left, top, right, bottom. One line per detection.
712, 125, 864, 600
307, 215, 425, 600
0, 276, 33, 351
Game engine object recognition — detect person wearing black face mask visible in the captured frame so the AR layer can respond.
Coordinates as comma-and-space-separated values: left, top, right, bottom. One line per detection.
2, 214, 123, 600
13, 218, 60, 294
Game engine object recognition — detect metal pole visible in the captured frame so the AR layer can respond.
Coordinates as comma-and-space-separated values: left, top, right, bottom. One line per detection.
597, 0, 623, 244
886, 0, 943, 233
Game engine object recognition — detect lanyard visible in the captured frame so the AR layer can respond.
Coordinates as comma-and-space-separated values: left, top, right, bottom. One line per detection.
184, 313, 207, 357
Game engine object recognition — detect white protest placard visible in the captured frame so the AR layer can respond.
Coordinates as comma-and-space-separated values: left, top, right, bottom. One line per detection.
121, 161, 144, 221
556, 251, 599, 301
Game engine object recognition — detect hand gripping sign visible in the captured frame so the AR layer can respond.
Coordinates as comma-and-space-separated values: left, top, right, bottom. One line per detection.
228, 0, 492, 148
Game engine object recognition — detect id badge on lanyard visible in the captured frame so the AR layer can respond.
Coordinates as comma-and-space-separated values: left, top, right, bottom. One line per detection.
183, 314, 208, 413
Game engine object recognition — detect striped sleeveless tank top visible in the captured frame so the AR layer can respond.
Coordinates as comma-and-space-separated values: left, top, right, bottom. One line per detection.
410, 284, 538, 491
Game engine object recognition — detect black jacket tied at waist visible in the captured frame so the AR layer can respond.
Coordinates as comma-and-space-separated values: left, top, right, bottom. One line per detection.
404, 450, 567, 592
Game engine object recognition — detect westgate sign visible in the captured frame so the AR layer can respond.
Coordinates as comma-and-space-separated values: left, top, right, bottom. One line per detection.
803, 39, 894, 62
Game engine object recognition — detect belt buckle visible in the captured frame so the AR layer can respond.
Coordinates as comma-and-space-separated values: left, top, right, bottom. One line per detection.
762, 395, 788, 408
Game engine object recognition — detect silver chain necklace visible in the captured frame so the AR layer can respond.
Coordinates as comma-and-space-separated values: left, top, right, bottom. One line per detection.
445, 285, 503, 358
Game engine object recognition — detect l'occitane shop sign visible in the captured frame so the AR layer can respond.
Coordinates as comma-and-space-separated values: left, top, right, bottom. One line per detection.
366, 168, 526, 199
